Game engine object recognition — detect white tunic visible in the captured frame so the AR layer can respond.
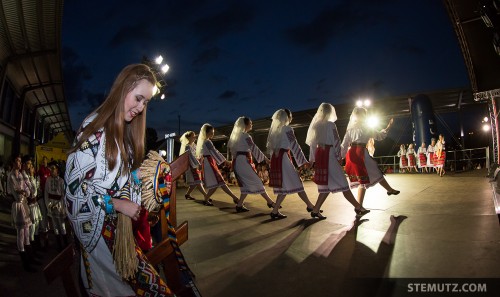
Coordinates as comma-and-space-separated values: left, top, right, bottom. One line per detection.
272, 126, 307, 195
201, 139, 227, 189
232, 133, 266, 194
308, 121, 351, 193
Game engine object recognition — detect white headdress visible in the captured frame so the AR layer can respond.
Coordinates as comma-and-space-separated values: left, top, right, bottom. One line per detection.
346, 106, 367, 132
266, 109, 290, 155
227, 117, 246, 157
305, 102, 337, 146
196, 123, 211, 158
179, 131, 194, 156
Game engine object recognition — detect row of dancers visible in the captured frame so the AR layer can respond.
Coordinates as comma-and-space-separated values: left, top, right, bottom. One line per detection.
179, 103, 400, 220
397, 135, 446, 176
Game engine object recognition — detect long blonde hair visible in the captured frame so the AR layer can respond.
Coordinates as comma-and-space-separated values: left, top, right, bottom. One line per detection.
68, 64, 157, 172
179, 131, 196, 155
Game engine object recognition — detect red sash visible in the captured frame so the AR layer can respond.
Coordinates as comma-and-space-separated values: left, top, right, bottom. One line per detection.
313, 146, 330, 185
202, 155, 224, 184
345, 144, 369, 184
269, 149, 291, 188
190, 167, 202, 182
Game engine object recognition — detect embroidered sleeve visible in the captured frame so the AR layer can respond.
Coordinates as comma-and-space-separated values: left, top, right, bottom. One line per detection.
64, 130, 107, 252
206, 140, 226, 165
286, 128, 307, 167
341, 130, 352, 159
246, 136, 265, 163
372, 128, 388, 141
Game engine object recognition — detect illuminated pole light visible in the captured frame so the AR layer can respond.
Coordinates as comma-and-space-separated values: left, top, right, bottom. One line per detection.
155, 55, 163, 65
483, 124, 491, 131
363, 99, 371, 107
366, 115, 379, 128
356, 100, 363, 107
483, 116, 489, 122
160, 94, 165, 100
161, 64, 170, 74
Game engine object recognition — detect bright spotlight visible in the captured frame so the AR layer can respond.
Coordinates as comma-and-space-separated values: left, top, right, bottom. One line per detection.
483, 124, 491, 131
155, 55, 163, 64
483, 116, 489, 122
160, 94, 165, 100
161, 64, 170, 74
363, 99, 371, 107
366, 116, 379, 128
356, 100, 363, 107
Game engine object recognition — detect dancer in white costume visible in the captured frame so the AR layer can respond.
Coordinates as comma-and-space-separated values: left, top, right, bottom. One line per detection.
179, 131, 209, 203
228, 116, 276, 213
306, 103, 369, 219
266, 109, 316, 219
196, 123, 239, 205
406, 143, 418, 173
417, 142, 428, 173
427, 138, 437, 172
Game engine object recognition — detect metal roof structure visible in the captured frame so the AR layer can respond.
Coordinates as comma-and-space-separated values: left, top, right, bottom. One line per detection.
444, 0, 500, 93
0, 0, 72, 141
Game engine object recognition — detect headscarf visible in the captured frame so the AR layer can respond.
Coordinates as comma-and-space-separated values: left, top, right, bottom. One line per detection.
196, 123, 212, 158
179, 131, 195, 156
345, 106, 367, 132
305, 102, 337, 146
266, 109, 290, 155
227, 117, 247, 157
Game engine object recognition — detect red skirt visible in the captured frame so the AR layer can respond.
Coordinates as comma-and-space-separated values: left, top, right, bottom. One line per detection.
202, 155, 224, 184
418, 153, 427, 165
408, 154, 416, 166
345, 144, 369, 185
436, 151, 446, 166
428, 152, 435, 165
400, 156, 408, 167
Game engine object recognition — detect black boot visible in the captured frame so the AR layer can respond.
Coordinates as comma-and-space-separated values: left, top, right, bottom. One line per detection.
25, 245, 42, 265
56, 234, 64, 252
19, 251, 37, 273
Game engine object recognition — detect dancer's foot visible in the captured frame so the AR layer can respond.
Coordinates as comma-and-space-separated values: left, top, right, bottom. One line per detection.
185, 194, 196, 200
306, 207, 323, 213
311, 212, 327, 220
267, 202, 282, 209
236, 205, 250, 212
354, 208, 370, 217
203, 200, 214, 206
387, 189, 400, 196
270, 212, 287, 219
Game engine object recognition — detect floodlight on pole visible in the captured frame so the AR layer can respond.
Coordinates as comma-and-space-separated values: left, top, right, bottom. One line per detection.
366, 115, 379, 128
363, 99, 371, 107
161, 64, 170, 74
483, 116, 489, 122
483, 124, 491, 131
155, 55, 163, 65
160, 94, 165, 100
356, 100, 363, 107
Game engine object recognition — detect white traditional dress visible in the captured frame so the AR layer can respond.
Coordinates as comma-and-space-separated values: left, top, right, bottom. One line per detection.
65, 114, 173, 297
427, 143, 436, 167
231, 132, 266, 194
397, 147, 408, 170
201, 139, 227, 189
341, 125, 387, 189
24, 172, 42, 237
269, 126, 307, 195
183, 143, 202, 186
435, 140, 446, 168
7, 170, 32, 229
308, 121, 351, 193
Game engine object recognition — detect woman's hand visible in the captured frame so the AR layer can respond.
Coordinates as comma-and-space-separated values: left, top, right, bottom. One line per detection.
386, 118, 394, 130
112, 198, 141, 221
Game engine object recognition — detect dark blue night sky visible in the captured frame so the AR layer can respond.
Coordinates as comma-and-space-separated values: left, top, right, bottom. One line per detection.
61, 0, 469, 138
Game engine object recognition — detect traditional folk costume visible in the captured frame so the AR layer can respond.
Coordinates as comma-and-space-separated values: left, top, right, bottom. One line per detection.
7, 169, 32, 248
341, 110, 387, 189
406, 147, 417, 167
65, 115, 173, 297
306, 113, 350, 194
199, 139, 227, 190
37, 164, 51, 232
229, 129, 266, 194
183, 142, 203, 186
45, 173, 67, 236
427, 143, 436, 168
268, 124, 307, 195
417, 146, 427, 169
397, 147, 408, 171
435, 139, 446, 168
24, 172, 42, 242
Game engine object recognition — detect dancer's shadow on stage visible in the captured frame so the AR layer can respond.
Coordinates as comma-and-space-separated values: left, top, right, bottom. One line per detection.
335, 214, 408, 297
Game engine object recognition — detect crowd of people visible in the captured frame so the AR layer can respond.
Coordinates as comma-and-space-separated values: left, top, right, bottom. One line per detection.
396, 134, 447, 176
0, 155, 70, 273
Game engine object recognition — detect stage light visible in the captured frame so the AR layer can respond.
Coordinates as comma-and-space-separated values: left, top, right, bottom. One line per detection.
483, 124, 491, 131
155, 55, 163, 64
363, 99, 371, 107
356, 100, 363, 107
366, 115, 379, 128
160, 94, 165, 100
484, 116, 489, 122
161, 64, 170, 74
